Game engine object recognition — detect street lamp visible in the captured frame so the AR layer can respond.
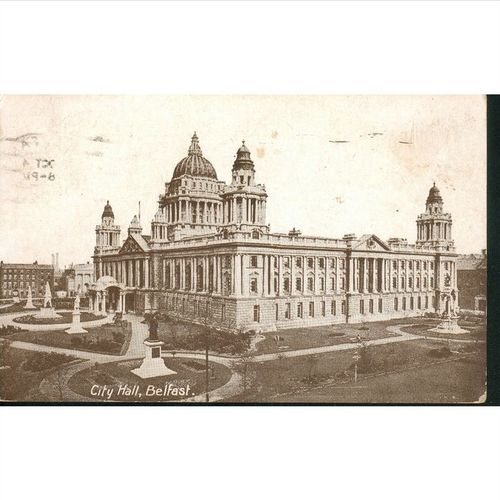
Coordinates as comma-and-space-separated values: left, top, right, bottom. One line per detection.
352, 351, 361, 384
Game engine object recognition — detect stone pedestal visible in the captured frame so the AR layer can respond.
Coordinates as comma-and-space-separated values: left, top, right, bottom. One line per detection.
429, 315, 469, 335
65, 310, 88, 334
131, 339, 176, 379
36, 307, 62, 319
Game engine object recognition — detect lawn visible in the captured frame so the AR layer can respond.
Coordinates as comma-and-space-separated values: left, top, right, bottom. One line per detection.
0, 345, 78, 401
12, 311, 105, 325
0, 302, 40, 315
67, 357, 232, 402
2, 321, 133, 355
157, 316, 250, 355
400, 317, 486, 342
227, 338, 486, 403
255, 320, 401, 354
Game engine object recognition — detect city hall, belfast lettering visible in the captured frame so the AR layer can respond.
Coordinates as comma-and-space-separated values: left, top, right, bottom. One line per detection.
90, 133, 458, 331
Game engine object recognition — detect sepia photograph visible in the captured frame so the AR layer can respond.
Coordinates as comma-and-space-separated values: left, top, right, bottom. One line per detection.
0, 95, 487, 404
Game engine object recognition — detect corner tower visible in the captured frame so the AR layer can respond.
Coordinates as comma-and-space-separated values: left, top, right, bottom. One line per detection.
95, 201, 121, 251
221, 141, 269, 235
416, 183, 454, 251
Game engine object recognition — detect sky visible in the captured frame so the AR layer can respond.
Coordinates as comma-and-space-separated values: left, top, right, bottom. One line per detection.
0, 95, 486, 268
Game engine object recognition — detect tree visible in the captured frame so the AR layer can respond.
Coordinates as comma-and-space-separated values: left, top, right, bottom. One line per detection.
231, 351, 256, 394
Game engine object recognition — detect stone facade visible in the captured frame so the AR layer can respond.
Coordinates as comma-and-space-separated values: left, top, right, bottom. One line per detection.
0, 261, 54, 299
91, 134, 458, 331
457, 250, 486, 314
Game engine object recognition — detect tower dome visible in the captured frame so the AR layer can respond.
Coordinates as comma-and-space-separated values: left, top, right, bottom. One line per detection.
171, 133, 218, 180
426, 182, 443, 204
102, 200, 114, 219
232, 140, 255, 170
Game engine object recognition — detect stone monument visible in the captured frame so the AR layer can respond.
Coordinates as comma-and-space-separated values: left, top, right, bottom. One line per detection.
429, 275, 468, 335
24, 286, 36, 309
132, 313, 176, 379
35, 282, 61, 319
65, 293, 88, 334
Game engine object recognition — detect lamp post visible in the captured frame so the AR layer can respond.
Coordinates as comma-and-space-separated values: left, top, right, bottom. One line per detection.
352, 351, 361, 384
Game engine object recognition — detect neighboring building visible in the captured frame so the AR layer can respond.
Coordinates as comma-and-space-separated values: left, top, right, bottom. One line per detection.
64, 262, 94, 297
90, 133, 458, 331
457, 250, 487, 314
0, 261, 54, 299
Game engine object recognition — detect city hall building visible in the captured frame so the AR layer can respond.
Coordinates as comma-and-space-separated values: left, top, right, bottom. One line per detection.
90, 133, 458, 331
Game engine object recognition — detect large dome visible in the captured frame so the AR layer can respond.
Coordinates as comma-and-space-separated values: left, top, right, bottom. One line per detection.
171, 133, 218, 180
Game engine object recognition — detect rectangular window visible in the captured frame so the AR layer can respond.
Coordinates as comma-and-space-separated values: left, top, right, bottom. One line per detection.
307, 277, 314, 292
319, 277, 325, 291
284, 257, 290, 268
369, 299, 374, 313
360, 299, 365, 314
330, 258, 335, 269
309, 302, 315, 317
393, 277, 397, 290
401, 261, 405, 270
221, 304, 226, 321
285, 302, 291, 319
393, 261, 397, 270
416, 261, 420, 271
432, 295, 436, 308
307, 258, 314, 269
416, 277, 420, 289
253, 305, 260, 322
401, 277, 405, 289
296, 257, 302, 268
274, 277, 278, 293
295, 277, 302, 291
250, 256, 258, 267
284, 277, 290, 294
341, 300, 346, 314
394, 297, 398, 311
430, 262, 434, 270
410, 297, 414, 310
331, 277, 336, 291
402, 297, 407, 310
297, 302, 303, 318
445, 262, 449, 270
417, 296, 421, 309
275, 303, 279, 320
319, 258, 325, 269
321, 301, 326, 316
331, 300, 336, 315
430, 277, 434, 287
340, 277, 345, 290
409, 277, 413, 288
409, 261, 413, 270
425, 296, 429, 309
340, 259, 345, 270
378, 298, 383, 313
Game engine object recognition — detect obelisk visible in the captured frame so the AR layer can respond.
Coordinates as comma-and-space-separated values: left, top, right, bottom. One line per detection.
24, 285, 36, 309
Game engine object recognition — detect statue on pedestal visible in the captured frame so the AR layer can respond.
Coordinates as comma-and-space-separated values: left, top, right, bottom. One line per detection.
44, 282, 52, 308
66, 292, 87, 334
131, 311, 176, 379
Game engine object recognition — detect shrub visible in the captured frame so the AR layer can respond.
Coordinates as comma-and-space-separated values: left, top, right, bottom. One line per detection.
24, 352, 75, 372
428, 346, 452, 358
112, 331, 125, 344
70, 336, 83, 347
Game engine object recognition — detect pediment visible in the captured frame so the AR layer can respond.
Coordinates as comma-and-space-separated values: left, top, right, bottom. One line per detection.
119, 236, 146, 255
353, 234, 390, 252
